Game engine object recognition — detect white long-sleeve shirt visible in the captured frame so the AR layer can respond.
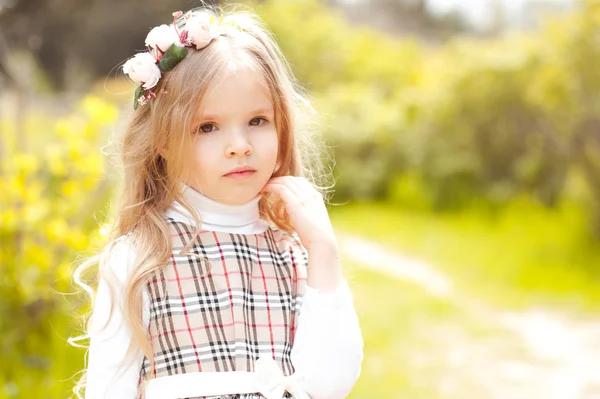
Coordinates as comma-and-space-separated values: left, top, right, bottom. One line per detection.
85, 184, 363, 398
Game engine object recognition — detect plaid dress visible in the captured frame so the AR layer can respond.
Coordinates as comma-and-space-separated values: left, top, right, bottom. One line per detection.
137, 217, 308, 399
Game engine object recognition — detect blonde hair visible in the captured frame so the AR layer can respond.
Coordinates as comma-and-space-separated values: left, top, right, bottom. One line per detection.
69, 4, 332, 398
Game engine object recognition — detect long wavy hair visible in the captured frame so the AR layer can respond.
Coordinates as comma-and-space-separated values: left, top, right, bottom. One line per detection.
69, 4, 331, 398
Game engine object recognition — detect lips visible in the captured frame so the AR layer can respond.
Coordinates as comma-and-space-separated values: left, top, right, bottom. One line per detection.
224, 165, 256, 176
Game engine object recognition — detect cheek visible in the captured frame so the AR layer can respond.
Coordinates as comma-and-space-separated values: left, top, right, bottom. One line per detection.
190, 138, 215, 176
262, 128, 279, 164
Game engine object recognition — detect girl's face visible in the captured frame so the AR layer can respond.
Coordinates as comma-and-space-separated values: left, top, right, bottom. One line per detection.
183, 67, 279, 205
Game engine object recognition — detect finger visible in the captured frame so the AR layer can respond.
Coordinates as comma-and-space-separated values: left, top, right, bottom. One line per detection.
266, 176, 297, 187
287, 176, 308, 195
266, 176, 301, 184
266, 176, 304, 200
262, 183, 302, 213
266, 184, 304, 217
289, 177, 322, 202
296, 177, 320, 196
262, 177, 291, 189
283, 177, 307, 201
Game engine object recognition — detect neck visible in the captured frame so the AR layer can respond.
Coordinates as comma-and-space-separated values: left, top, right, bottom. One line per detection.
167, 181, 266, 233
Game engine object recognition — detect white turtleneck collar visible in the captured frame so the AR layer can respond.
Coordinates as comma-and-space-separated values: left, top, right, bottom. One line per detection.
165, 181, 269, 234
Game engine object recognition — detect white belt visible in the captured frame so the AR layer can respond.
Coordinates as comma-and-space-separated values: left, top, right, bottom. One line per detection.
144, 356, 310, 399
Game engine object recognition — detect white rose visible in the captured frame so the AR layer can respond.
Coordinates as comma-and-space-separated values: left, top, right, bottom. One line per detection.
122, 52, 161, 90
145, 24, 182, 53
185, 17, 217, 50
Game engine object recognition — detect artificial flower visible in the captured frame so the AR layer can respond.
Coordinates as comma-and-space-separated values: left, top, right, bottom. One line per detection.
185, 16, 217, 50
145, 24, 182, 53
123, 52, 161, 89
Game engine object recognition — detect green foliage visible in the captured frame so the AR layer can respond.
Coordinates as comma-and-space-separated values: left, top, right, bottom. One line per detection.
158, 43, 188, 72
259, 1, 423, 200
331, 199, 600, 312
133, 85, 143, 110
0, 96, 118, 397
259, 0, 600, 233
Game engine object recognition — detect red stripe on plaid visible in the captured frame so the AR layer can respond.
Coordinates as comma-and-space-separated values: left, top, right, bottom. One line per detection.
255, 234, 276, 359
212, 231, 237, 327
149, 315, 157, 379
170, 252, 204, 373
289, 245, 298, 345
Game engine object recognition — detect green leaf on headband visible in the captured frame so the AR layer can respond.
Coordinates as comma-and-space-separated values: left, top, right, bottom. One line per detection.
158, 44, 187, 72
133, 85, 142, 110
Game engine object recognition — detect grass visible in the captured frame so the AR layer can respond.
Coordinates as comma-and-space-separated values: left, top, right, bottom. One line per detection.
336, 199, 600, 397
345, 261, 453, 398
330, 198, 600, 312
343, 259, 535, 399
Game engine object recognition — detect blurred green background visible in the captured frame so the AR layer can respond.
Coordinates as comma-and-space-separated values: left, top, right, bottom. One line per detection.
2, 0, 600, 397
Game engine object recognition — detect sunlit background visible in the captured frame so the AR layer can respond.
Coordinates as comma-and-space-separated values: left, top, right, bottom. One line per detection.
1, 0, 600, 398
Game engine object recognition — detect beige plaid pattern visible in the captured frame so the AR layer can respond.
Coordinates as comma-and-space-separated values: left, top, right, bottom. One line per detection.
137, 218, 308, 399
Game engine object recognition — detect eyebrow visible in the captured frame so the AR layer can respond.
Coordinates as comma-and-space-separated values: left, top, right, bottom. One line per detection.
198, 107, 275, 121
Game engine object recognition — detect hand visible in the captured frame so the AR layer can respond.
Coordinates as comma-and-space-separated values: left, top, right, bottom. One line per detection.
260, 176, 337, 253
261, 176, 343, 292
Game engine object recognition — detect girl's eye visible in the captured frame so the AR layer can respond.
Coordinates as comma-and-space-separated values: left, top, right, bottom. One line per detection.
249, 117, 267, 127
198, 124, 216, 133
196, 119, 266, 133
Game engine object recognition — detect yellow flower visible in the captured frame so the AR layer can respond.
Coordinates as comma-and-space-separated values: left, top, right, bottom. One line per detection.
79, 152, 105, 175
66, 229, 89, 251
27, 244, 52, 271
46, 144, 67, 176
57, 261, 72, 280
81, 95, 119, 126
55, 116, 86, 139
23, 180, 44, 202
14, 153, 40, 175
60, 181, 78, 198
0, 210, 17, 230
45, 219, 69, 242
23, 201, 50, 225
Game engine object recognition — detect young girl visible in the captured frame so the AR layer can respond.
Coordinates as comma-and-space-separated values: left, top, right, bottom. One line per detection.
74, 5, 363, 399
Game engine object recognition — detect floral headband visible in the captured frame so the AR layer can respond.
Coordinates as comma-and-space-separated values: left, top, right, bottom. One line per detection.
122, 10, 243, 110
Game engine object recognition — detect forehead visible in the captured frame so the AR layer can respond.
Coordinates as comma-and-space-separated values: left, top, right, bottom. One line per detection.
195, 66, 273, 120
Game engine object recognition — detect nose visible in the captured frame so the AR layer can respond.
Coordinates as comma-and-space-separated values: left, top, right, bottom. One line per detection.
225, 128, 253, 158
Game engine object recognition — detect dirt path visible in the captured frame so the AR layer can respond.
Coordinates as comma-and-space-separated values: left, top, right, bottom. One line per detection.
339, 234, 600, 399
